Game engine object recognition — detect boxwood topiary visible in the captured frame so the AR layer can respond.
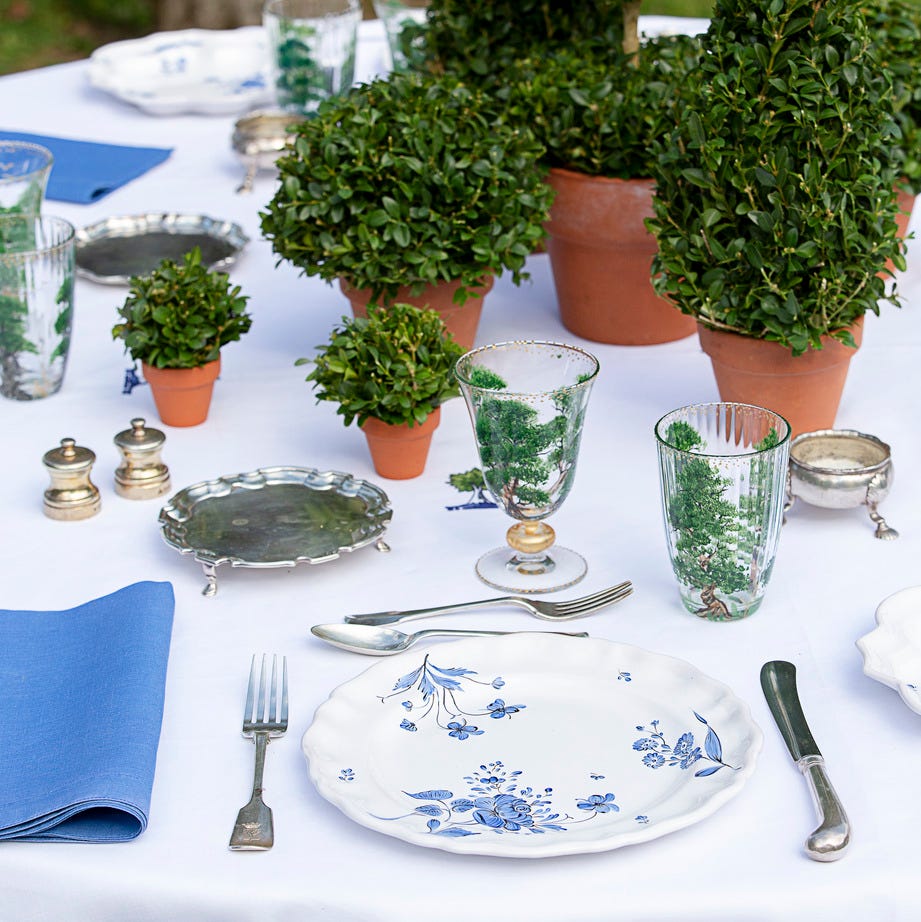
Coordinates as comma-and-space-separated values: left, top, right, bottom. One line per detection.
260, 71, 553, 306
503, 33, 702, 179
649, 0, 905, 356
298, 303, 465, 428
112, 247, 252, 369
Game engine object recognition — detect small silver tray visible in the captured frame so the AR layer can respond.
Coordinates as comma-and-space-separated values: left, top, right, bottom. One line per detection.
159, 467, 392, 596
75, 213, 249, 284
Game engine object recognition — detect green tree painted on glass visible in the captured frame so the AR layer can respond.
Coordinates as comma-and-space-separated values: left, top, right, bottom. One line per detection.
50, 274, 73, 363
666, 421, 748, 620
272, 21, 356, 111
469, 366, 579, 515
0, 291, 36, 399
667, 421, 781, 620
446, 467, 493, 506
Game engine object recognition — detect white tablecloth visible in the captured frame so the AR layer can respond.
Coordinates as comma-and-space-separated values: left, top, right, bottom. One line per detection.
2, 20, 921, 921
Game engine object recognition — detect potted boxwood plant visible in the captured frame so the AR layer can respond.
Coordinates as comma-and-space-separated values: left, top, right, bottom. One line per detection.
648, 0, 905, 436
505, 33, 702, 345
260, 71, 553, 351
112, 247, 253, 427
298, 302, 464, 479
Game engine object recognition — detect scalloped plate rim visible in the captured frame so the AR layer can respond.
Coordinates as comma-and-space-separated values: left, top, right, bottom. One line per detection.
856, 585, 921, 715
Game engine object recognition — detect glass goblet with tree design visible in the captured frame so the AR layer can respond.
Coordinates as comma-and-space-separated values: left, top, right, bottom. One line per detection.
455, 340, 599, 592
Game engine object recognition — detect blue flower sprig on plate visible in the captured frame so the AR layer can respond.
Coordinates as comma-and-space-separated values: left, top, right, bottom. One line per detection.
379, 654, 526, 740
380, 761, 622, 838
633, 712, 738, 777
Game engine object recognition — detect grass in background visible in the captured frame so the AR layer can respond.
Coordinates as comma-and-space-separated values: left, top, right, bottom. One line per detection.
0, 0, 722, 77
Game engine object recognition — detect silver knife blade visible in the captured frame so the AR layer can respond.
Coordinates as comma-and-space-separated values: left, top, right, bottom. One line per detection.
760, 660, 851, 862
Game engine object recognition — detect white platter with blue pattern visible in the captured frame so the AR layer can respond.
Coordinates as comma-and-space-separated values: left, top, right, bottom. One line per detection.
303, 633, 762, 858
87, 27, 272, 116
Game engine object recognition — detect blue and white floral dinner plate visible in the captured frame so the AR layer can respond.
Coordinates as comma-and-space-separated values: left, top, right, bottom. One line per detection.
302, 634, 762, 858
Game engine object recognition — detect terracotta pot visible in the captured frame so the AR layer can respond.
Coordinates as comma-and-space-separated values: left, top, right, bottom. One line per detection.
339, 277, 494, 352
696, 321, 863, 437
360, 407, 441, 480
545, 167, 696, 345
142, 357, 221, 427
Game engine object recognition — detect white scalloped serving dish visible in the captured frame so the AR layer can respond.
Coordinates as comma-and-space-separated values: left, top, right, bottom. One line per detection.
857, 586, 921, 715
88, 27, 272, 116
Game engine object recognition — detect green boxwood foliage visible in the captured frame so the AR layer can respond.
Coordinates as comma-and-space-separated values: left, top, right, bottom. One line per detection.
649, 0, 905, 356
866, 0, 921, 194
299, 303, 465, 428
112, 247, 252, 369
421, 0, 627, 88
260, 72, 553, 306
504, 33, 702, 179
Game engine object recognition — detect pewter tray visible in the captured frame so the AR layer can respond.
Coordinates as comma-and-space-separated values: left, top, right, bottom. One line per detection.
159, 467, 392, 596
75, 213, 248, 284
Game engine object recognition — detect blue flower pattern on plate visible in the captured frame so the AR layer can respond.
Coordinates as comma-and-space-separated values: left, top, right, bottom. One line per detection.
379, 654, 525, 740
633, 712, 738, 777
380, 761, 623, 838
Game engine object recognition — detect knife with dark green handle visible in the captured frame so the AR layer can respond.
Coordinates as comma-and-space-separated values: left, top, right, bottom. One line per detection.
760, 660, 851, 862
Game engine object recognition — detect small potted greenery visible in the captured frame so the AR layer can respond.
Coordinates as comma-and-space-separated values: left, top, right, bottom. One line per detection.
648, 0, 905, 436
299, 303, 464, 479
505, 33, 702, 345
260, 70, 553, 351
112, 247, 253, 427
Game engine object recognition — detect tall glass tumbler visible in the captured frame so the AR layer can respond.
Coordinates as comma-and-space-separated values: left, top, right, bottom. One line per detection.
263, 0, 362, 114
371, 0, 429, 73
655, 402, 791, 621
0, 215, 76, 400
0, 141, 53, 215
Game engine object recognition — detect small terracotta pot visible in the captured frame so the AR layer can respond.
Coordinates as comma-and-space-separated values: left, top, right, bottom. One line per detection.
142, 357, 221, 428
339, 277, 494, 352
545, 167, 696, 345
360, 407, 441, 480
696, 321, 863, 437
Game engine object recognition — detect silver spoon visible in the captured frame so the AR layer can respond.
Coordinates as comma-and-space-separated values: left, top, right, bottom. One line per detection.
310, 623, 588, 656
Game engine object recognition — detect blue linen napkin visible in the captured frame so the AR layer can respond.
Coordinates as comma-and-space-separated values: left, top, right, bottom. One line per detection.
0, 581, 174, 842
0, 130, 172, 204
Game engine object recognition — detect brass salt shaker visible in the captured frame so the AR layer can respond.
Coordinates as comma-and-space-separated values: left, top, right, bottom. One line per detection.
114, 417, 171, 499
42, 438, 101, 520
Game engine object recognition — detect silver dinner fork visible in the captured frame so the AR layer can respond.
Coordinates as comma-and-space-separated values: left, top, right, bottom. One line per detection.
343, 580, 633, 627
229, 654, 288, 851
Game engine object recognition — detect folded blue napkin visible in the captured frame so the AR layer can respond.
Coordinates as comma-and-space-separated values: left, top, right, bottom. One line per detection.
0, 130, 172, 204
0, 581, 174, 842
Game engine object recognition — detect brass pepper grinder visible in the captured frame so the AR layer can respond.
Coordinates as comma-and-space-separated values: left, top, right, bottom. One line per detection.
42, 438, 102, 520
114, 417, 171, 499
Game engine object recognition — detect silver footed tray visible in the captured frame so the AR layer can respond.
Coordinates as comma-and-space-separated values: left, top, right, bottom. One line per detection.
75, 213, 248, 284
159, 467, 392, 596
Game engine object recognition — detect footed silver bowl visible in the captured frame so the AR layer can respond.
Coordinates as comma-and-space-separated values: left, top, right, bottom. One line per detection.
232, 109, 307, 194
785, 429, 897, 539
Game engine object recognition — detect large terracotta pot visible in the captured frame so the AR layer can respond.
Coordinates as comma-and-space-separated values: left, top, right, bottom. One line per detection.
339, 277, 494, 352
545, 167, 696, 345
360, 407, 441, 480
142, 357, 221, 427
696, 321, 863, 437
